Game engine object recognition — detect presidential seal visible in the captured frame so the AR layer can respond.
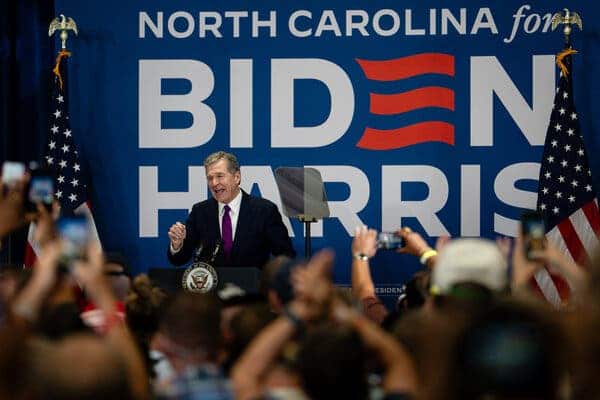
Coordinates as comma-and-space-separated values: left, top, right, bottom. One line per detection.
182, 261, 218, 293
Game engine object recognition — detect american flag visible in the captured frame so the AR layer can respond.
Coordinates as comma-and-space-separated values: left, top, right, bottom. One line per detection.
46, 51, 88, 213
24, 50, 98, 266
534, 49, 600, 305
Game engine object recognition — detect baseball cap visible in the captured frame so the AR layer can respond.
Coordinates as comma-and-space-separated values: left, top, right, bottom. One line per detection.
431, 238, 508, 295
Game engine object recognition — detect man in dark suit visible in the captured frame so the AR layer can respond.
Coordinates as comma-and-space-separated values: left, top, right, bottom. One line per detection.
167, 151, 296, 268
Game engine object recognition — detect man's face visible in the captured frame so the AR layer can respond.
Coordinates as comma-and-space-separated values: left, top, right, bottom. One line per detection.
206, 159, 241, 204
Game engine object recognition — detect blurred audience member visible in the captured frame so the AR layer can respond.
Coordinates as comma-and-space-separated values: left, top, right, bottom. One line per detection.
29, 333, 134, 400
104, 252, 133, 301
6, 241, 149, 399
260, 256, 299, 314
430, 238, 508, 297
232, 250, 418, 400
152, 292, 232, 399
125, 274, 168, 379
0, 264, 27, 325
223, 301, 276, 374
437, 299, 566, 400
219, 283, 264, 346
80, 252, 135, 331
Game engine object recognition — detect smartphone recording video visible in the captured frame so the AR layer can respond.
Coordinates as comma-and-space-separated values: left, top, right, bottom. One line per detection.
57, 215, 90, 264
521, 211, 545, 260
377, 231, 404, 250
25, 168, 55, 212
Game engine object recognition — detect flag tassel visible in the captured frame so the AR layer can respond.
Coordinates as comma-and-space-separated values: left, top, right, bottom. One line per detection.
52, 49, 71, 90
556, 48, 577, 77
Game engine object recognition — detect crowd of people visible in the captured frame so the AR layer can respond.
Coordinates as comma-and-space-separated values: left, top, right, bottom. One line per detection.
1, 175, 600, 400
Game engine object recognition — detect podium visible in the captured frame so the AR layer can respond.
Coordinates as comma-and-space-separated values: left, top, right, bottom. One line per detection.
148, 267, 261, 295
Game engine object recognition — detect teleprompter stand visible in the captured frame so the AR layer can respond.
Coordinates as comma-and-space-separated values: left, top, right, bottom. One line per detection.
275, 167, 330, 258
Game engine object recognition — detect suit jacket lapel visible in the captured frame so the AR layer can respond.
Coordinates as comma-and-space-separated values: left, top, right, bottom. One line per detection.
207, 198, 221, 253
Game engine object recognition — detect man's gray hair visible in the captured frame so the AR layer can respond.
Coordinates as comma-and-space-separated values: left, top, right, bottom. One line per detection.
203, 151, 240, 173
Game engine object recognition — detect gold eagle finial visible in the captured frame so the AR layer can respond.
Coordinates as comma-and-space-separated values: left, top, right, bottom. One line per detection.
551, 8, 582, 44
48, 14, 78, 50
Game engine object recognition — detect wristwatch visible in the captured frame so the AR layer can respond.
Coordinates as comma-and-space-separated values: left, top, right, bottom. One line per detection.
352, 253, 370, 261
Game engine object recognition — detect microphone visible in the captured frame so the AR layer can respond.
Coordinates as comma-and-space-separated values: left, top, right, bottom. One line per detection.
209, 240, 222, 264
192, 242, 204, 263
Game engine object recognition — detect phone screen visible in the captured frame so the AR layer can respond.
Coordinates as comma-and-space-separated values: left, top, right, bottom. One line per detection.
377, 232, 404, 250
24, 169, 55, 211
29, 175, 54, 204
521, 211, 545, 259
2, 161, 25, 187
57, 216, 90, 262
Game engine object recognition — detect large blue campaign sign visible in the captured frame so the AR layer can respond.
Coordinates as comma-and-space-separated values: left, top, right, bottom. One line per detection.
55, 1, 600, 300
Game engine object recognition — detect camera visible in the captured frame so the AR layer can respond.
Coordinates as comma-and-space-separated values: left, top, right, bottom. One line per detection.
520, 211, 545, 260
377, 232, 404, 250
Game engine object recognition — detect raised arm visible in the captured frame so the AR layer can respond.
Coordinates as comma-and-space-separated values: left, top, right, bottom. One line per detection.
351, 226, 378, 300
333, 301, 418, 396
397, 227, 438, 269
0, 175, 30, 238
231, 250, 334, 400
73, 244, 150, 400
531, 239, 588, 296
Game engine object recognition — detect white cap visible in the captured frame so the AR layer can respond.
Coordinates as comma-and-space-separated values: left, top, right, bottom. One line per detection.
217, 283, 246, 301
431, 238, 508, 295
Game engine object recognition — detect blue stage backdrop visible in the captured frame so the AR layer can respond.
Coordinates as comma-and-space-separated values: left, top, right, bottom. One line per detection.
55, 1, 600, 300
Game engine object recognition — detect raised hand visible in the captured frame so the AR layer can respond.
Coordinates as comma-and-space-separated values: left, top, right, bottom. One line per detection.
495, 236, 512, 261
0, 175, 31, 237
511, 236, 543, 290
435, 235, 451, 252
352, 226, 378, 258
11, 240, 62, 321
530, 239, 588, 293
168, 222, 186, 251
396, 227, 431, 256
71, 242, 105, 290
33, 201, 60, 247
290, 249, 334, 321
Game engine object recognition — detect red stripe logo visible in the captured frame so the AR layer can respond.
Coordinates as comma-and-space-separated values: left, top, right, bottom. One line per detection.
356, 53, 455, 150
356, 53, 455, 80
357, 122, 454, 150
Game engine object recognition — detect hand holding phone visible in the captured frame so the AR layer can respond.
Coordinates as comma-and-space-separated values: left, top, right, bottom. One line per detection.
25, 168, 55, 212
57, 215, 90, 265
377, 231, 404, 250
520, 211, 546, 260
